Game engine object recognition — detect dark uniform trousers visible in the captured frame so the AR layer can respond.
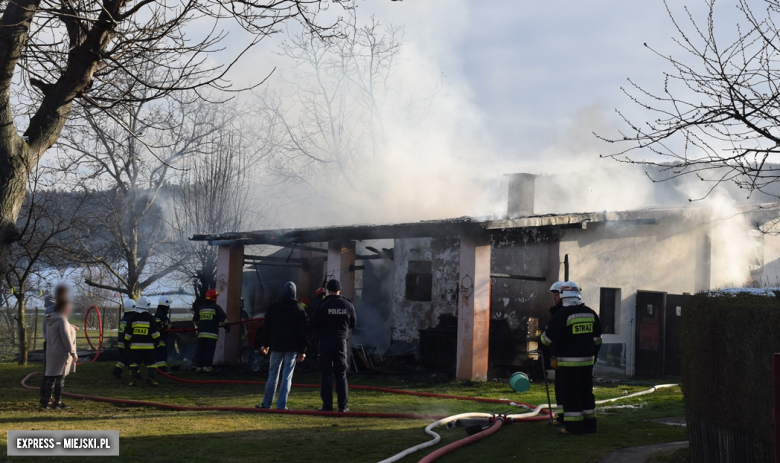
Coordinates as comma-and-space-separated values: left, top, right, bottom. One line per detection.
154, 333, 168, 371
195, 338, 217, 371
554, 372, 564, 422
111, 346, 130, 377
129, 350, 157, 380
319, 337, 349, 411
557, 366, 597, 433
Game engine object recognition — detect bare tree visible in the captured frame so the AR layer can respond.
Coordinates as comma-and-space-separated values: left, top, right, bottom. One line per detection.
3, 167, 85, 365
59, 94, 230, 299
0, 0, 349, 271
173, 119, 255, 292
601, 0, 780, 201
252, 13, 409, 191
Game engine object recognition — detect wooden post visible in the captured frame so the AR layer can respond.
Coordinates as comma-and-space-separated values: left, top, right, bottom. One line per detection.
456, 233, 491, 381
327, 241, 356, 301
214, 244, 244, 364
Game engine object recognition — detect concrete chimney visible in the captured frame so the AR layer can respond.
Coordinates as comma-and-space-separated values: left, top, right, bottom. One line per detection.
506, 173, 536, 217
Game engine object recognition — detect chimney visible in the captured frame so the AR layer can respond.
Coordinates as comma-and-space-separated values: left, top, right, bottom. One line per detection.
506, 173, 536, 217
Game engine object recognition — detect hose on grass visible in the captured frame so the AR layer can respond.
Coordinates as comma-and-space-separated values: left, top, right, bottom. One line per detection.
156, 370, 550, 406
378, 383, 681, 463
418, 417, 505, 463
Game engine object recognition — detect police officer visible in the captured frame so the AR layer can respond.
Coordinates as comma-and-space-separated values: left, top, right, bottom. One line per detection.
153, 296, 172, 372
309, 279, 356, 412
123, 296, 161, 386
111, 299, 136, 379
540, 281, 565, 424
193, 289, 229, 373
539, 281, 602, 435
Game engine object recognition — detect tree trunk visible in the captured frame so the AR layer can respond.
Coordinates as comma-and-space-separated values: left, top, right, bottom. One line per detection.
0, 145, 31, 276
16, 294, 27, 365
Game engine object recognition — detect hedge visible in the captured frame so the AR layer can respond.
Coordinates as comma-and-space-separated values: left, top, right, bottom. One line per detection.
681, 292, 780, 462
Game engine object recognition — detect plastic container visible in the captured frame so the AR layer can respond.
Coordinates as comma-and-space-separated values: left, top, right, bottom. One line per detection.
509, 372, 531, 393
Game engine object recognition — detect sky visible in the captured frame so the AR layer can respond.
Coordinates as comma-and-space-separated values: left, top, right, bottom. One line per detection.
204, 1, 754, 225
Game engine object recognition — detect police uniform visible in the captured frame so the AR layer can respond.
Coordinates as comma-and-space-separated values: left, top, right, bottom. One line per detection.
111, 308, 135, 379
153, 304, 171, 371
309, 292, 356, 411
123, 310, 161, 385
540, 297, 602, 434
193, 300, 228, 372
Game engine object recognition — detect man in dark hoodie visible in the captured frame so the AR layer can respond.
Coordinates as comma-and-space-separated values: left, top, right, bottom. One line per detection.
256, 282, 307, 410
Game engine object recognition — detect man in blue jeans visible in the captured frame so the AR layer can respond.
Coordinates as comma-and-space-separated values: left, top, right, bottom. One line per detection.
256, 282, 307, 410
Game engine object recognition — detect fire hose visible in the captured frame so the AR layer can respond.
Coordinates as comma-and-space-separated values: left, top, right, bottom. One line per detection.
79, 305, 103, 365
379, 385, 681, 463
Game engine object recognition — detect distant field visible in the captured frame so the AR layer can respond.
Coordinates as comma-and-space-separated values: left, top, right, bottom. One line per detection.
0, 362, 686, 462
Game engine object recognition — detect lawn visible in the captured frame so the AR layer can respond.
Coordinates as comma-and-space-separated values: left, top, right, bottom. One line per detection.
0, 361, 686, 462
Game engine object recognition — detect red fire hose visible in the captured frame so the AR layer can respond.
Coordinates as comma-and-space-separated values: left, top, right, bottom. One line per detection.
79, 305, 102, 365
156, 370, 549, 407
418, 418, 505, 463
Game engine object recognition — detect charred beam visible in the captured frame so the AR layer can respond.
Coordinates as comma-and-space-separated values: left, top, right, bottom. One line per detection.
490, 273, 546, 282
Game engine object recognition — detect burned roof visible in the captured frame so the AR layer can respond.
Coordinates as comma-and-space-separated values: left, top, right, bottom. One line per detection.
191, 203, 778, 246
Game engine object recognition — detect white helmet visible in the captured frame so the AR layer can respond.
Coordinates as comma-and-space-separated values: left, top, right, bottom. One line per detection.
560, 281, 582, 301
136, 296, 151, 312
549, 281, 564, 293
158, 295, 172, 307
124, 299, 136, 312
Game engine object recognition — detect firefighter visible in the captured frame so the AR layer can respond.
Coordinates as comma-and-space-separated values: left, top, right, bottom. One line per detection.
123, 296, 161, 386
308, 287, 326, 317
153, 295, 172, 372
193, 289, 229, 373
111, 299, 137, 379
540, 281, 602, 435
309, 279, 356, 412
540, 281, 565, 424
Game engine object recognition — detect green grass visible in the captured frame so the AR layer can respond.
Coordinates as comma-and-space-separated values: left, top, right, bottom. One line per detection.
0, 362, 686, 462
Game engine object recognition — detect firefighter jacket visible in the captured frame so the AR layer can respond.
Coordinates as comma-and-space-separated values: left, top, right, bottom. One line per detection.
117, 311, 135, 350
309, 295, 356, 340
153, 307, 171, 347
193, 301, 228, 340
539, 304, 562, 369
540, 303, 602, 367
123, 311, 161, 350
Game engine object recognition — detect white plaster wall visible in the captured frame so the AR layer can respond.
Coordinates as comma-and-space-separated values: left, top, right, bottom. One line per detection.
559, 218, 702, 376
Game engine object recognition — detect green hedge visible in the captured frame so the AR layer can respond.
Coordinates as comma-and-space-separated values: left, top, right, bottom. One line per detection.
681, 292, 780, 461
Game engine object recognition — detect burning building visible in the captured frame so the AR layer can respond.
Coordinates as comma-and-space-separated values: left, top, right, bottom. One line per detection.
191, 173, 780, 379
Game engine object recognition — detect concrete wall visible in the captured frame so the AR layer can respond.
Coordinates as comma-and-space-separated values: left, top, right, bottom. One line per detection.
391, 237, 460, 343
391, 232, 560, 365
559, 218, 705, 376
490, 229, 560, 362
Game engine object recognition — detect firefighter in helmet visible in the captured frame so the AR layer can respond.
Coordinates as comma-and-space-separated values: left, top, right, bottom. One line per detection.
540, 281, 565, 424
153, 295, 172, 372
111, 299, 136, 379
539, 281, 602, 434
123, 296, 161, 386
193, 289, 229, 372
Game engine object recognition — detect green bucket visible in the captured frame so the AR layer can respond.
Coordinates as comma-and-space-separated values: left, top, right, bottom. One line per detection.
509, 372, 531, 393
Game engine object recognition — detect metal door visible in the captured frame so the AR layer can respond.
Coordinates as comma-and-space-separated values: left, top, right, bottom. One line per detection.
634, 291, 666, 377
664, 294, 690, 377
